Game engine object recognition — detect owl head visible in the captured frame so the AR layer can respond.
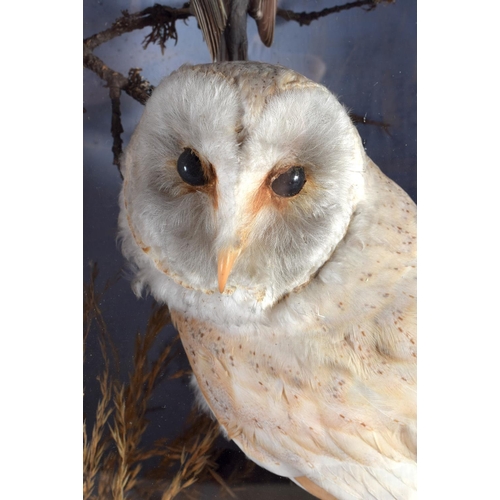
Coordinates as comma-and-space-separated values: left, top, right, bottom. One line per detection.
119, 62, 367, 310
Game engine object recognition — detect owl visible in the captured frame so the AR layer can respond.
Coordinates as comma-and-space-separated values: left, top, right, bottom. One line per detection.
119, 62, 417, 500
191, 0, 277, 60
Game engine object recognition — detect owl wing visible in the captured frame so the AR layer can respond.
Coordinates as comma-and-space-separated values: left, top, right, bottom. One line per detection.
249, 0, 277, 47
225, 315, 417, 500
191, 0, 228, 61
174, 291, 416, 500
229, 327, 417, 500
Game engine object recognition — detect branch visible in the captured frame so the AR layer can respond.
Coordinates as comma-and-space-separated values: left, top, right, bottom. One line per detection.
84, 4, 191, 51
84, 46, 155, 172
277, 0, 394, 26
110, 87, 124, 176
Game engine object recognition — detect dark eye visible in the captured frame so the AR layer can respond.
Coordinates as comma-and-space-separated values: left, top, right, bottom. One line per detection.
177, 148, 207, 186
271, 167, 306, 197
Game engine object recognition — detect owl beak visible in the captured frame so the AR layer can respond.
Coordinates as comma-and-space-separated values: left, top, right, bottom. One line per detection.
217, 247, 241, 293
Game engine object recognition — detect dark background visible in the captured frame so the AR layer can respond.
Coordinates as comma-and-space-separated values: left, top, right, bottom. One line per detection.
83, 1, 416, 497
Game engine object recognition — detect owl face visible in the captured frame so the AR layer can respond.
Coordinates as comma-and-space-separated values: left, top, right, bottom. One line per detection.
120, 62, 367, 308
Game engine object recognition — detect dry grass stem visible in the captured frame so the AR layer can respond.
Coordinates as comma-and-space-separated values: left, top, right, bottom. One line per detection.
84, 265, 236, 499
83, 366, 113, 500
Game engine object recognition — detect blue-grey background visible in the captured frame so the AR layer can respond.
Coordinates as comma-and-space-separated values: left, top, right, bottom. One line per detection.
84, 0, 416, 495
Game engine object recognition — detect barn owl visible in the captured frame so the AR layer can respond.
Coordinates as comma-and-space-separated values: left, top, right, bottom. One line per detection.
119, 62, 417, 500
191, 0, 277, 60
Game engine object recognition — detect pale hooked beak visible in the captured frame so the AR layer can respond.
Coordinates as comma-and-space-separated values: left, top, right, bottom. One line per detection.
217, 247, 241, 293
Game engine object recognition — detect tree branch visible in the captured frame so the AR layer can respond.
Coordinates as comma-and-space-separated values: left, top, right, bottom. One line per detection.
84, 4, 191, 51
277, 0, 394, 26
110, 87, 124, 176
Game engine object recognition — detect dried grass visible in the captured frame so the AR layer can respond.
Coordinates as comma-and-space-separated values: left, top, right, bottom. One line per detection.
83, 264, 244, 499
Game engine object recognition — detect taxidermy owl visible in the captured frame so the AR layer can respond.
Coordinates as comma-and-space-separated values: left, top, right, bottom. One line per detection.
119, 62, 417, 500
191, 0, 277, 60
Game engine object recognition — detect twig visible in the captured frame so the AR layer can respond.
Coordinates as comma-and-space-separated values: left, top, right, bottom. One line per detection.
351, 112, 391, 134
110, 87, 124, 177
84, 4, 191, 51
277, 0, 394, 26
83, 46, 154, 104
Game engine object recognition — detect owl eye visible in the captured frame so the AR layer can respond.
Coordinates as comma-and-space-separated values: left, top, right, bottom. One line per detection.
177, 148, 207, 186
271, 167, 306, 197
